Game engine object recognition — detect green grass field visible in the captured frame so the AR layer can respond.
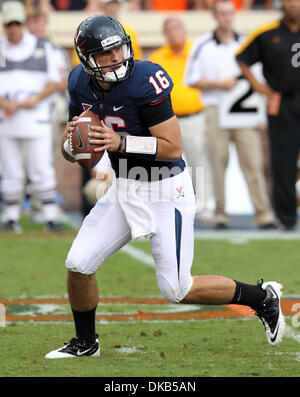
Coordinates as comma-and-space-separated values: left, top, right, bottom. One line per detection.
1, 216, 300, 378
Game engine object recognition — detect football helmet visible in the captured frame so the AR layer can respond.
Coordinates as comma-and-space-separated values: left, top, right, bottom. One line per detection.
74, 15, 134, 83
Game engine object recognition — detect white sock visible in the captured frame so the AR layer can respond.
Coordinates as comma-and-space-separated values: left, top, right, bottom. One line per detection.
2, 204, 21, 223
42, 203, 58, 222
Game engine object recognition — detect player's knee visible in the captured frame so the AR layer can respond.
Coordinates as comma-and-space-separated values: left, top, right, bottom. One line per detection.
65, 259, 83, 274
65, 254, 104, 275
156, 273, 192, 303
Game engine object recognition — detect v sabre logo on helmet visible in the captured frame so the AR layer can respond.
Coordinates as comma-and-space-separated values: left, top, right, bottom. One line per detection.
75, 30, 82, 45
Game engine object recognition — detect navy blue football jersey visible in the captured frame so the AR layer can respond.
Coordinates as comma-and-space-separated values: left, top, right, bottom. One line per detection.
68, 60, 185, 180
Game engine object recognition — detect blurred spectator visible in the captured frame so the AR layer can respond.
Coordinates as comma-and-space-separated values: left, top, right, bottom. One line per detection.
26, 7, 70, 92
0, 0, 36, 11
149, 17, 213, 224
244, 0, 275, 9
39, 0, 99, 12
185, 0, 276, 230
0, 1, 63, 232
210, 0, 249, 10
26, 7, 71, 222
236, 0, 300, 230
201, 0, 275, 10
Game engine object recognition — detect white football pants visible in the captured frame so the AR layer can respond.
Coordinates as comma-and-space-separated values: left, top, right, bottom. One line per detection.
66, 169, 196, 303
0, 135, 57, 221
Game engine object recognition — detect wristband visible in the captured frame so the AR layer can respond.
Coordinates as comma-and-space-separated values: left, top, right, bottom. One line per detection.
125, 136, 157, 155
117, 135, 124, 152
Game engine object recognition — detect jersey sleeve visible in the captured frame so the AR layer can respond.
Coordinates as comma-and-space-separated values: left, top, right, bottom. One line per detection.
235, 31, 262, 66
67, 66, 83, 121
134, 61, 174, 106
140, 94, 174, 127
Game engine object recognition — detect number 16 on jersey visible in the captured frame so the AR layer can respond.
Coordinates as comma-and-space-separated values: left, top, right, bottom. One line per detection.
149, 70, 170, 95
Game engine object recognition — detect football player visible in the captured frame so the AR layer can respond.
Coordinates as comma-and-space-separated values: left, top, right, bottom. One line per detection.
45, 15, 285, 358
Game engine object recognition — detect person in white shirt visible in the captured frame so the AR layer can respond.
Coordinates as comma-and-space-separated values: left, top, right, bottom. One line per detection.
0, 1, 63, 232
185, 0, 276, 230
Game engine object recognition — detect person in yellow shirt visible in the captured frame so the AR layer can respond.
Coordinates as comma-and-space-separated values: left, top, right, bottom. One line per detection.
73, 0, 142, 66
149, 17, 213, 224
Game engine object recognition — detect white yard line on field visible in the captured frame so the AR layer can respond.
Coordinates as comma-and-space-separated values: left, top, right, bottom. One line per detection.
120, 230, 300, 267
285, 324, 300, 344
194, 230, 300, 242
121, 244, 155, 267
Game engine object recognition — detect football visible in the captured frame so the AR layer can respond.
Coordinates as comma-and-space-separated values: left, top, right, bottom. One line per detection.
70, 110, 104, 169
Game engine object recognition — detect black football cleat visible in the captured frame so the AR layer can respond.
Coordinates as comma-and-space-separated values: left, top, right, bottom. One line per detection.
254, 280, 285, 346
258, 222, 278, 230
45, 335, 100, 359
214, 223, 229, 230
1, 220, 23, 234
45, 221, 63, 232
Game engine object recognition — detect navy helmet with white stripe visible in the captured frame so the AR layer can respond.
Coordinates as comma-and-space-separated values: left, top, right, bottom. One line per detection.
74, 15, 134, 83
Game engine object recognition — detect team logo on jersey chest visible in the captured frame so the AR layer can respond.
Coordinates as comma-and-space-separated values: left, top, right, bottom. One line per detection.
272, 35, 281, 44
82, 103, 92, 111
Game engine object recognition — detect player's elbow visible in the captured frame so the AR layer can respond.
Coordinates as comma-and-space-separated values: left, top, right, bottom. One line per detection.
167, 142, 182, 161
156, 144, 181, 161
170, 134, 183, 160
172, 148, 182, 161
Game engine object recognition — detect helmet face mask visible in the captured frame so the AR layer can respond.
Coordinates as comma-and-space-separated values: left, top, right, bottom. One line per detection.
75, 16, 134, 83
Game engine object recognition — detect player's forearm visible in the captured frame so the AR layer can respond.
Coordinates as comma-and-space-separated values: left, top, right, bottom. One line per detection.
112, 116, 182, 161
237, 60, 274, 97
20, 82, 61, 109
190, 79, 223, 91
236, 60, 257, 88
155, 137, 182, 161
151, 116, 182, 160
150, 116, 182, 160
118, 135, 181, 161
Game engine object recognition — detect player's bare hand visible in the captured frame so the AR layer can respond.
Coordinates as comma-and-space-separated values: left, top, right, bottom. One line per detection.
64, 116, 79, 139
68, 116, 79, 133
62, 116, 79, 142
89, 121, 121, 152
